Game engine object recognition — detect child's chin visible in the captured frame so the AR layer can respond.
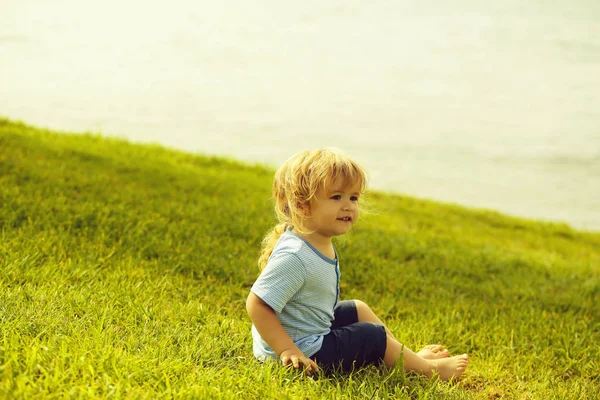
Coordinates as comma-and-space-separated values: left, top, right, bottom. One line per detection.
337, 226, 353, 234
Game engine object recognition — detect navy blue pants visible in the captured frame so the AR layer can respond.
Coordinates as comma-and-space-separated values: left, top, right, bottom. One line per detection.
310, 300, 387, 373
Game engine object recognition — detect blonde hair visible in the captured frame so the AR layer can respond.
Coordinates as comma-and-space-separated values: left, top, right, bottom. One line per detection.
258, 148, 367, 270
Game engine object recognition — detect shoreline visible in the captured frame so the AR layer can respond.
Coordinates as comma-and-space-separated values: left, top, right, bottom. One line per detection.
2, 116, 598, 234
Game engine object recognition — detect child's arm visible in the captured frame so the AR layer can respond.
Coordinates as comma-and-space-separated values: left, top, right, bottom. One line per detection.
246, 292, 318, 374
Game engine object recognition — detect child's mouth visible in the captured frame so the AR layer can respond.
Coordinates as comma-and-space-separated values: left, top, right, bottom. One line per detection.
337, 217, 352, 222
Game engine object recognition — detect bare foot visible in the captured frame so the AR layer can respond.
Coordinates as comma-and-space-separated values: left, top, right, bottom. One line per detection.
432, 354, 469, 381
417, 345, 449, 360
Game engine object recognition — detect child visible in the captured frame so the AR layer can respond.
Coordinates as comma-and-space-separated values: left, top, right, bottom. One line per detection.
246, 148, 469, 379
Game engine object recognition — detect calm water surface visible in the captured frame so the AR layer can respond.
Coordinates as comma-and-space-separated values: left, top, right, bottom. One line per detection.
1, 0, 599, 230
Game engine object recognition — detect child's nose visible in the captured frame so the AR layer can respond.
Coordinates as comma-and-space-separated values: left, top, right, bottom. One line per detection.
343, 201, 356, 211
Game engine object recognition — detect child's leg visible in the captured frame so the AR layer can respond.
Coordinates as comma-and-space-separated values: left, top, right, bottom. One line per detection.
353, 300, 449, 359
384, 334, 469, 380
353, 299, 468, 380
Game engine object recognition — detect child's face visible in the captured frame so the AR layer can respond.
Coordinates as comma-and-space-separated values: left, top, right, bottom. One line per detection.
304, 177, 361, 239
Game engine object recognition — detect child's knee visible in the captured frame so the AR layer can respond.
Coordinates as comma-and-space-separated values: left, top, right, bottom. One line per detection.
353, 299, 374, 320
354, 299, 370, 313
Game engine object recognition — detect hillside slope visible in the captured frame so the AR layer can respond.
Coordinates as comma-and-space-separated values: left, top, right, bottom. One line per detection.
1, 119, 598, 399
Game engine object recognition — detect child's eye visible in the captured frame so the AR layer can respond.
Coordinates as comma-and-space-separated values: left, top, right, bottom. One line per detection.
351, 196, 359, 201
331, 195, 342, 200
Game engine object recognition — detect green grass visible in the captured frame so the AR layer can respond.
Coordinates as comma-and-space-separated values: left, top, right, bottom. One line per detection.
1, 118, 599, 399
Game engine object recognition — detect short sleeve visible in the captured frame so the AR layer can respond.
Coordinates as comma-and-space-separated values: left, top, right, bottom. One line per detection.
251, 252, 307, 313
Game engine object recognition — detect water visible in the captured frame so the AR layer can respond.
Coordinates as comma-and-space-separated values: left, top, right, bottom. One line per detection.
1, 0, 599, 231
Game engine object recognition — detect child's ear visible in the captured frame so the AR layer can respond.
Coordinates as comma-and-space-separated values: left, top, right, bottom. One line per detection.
297, 202, 311, 216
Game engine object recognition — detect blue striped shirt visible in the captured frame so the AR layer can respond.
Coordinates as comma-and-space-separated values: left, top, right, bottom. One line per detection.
251, 229, 340, 360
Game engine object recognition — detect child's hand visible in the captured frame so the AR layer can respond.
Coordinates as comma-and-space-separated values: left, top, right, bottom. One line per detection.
279, 348, 319, 375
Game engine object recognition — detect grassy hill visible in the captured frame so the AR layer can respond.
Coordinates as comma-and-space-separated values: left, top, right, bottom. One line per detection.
1, 118, 598, 399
